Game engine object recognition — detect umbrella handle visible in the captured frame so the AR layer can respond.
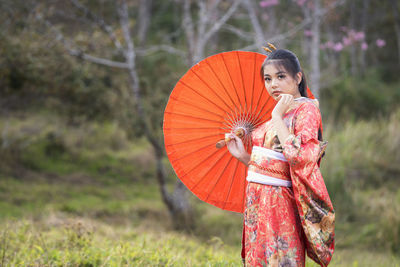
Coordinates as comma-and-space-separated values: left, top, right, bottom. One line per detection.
216, 128, 245, 149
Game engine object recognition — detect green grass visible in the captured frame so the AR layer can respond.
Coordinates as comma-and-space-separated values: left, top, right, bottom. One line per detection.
0, 214, 399, 266
0, 176, 399, 266
0, 216, 240, 266
1, 111, 400, 265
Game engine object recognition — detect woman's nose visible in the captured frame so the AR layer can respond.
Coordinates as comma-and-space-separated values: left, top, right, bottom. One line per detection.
271, 78, 278, 87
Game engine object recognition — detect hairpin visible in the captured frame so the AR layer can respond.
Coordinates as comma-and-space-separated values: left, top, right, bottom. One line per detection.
262, 42, 277, 53
267, 42, 277, 50
262, 46, 272, 53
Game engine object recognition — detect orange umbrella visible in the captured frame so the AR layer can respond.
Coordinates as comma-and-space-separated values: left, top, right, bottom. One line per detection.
163, 51, 315, 213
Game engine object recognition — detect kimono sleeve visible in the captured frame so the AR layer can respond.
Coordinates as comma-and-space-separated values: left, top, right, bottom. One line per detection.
283, 102, 321, 167
283, 102, 335, 267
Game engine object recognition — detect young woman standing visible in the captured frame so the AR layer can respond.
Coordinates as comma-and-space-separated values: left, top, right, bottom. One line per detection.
227, 49, 335, 267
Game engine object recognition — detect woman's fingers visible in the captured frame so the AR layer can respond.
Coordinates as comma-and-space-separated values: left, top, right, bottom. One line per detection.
272, 94, 294, 117
279, 94, 293, 104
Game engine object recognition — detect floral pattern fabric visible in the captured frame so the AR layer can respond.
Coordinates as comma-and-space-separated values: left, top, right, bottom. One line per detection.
242, 98, 335, 267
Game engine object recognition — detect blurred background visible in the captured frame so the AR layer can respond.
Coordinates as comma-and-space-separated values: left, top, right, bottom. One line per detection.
0, 0, 399, 266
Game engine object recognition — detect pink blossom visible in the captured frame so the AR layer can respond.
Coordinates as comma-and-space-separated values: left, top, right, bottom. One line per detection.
296, 0, 307, 6
342, 37, 352, 46
304, 30, 313, 37
259, 0, 279, 7
376, 39, 386, 47
333, 42, 343, 52
361, 42, 368, 51
324, 41, 335, 49
353, 31, 365, 41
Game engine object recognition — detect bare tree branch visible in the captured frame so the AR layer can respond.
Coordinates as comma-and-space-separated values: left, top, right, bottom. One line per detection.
238, 0, 346, 50
182, 0, 196, 64
136, 45, 186, 58
68, 49, 129, 68
137, 0, 152, 46
39, 16, 129, 69
201, 0, 242, 44
197, 0, 207, 39
242, 0, 264, 51
222, 24, 253, 41
188, 0, 243, 63
69, 0, 125, 55
117, 0, 135, 69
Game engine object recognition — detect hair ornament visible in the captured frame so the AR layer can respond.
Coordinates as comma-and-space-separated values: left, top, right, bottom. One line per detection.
262, 46, 272, 53
262, 42, 277, 53
267, 42, 277, 50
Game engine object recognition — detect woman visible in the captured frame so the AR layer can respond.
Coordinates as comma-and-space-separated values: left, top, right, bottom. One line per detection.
227, 49, 335, 267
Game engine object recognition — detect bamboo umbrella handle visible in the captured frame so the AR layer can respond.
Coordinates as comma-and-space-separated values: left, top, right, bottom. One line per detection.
216, 128, 245, 149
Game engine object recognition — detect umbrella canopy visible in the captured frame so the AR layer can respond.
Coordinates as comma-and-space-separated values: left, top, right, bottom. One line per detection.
163, 51, 315, 213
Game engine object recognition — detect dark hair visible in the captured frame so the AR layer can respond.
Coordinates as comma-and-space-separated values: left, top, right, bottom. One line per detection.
260, 49, 308, 97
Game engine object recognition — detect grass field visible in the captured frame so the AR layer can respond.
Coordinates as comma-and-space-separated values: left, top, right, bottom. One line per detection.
1, 176, 399, 266
1, 113, 400, 266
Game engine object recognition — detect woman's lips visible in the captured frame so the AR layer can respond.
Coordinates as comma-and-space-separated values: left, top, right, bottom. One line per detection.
272, 91, 282, 97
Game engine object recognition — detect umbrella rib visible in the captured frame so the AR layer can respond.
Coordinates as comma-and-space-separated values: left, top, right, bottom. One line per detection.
247, 86, 271, 125
221, 53, 243, 110
222, 158, 240, 210
256, 106, 274, 126
250, 52, 257, 114
189, 67, 234, 114
164, 127, 222, 130
164, 111, 222, 124
254, 83, 267, 115
251, 87, 273, 126
205, 59, 237, 110
169, 95, 225, 119
170, 141, 220, 163
179, 80, 227, 114
236, 51, 248, 109
179, 148, 227, 179
165, 133, 222, 147
205, 155, 234, 202
189, 149, 231, 191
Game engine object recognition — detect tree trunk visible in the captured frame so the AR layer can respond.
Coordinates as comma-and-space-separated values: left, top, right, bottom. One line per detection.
360, 0, 370, 73
243, 0, 265, 52
137, 0, 152, 46
301, 4, 312, 70
350, 0, 358, 76
310, 0, 321, 99
118, 0, 195, 231
390, 0, 400, 65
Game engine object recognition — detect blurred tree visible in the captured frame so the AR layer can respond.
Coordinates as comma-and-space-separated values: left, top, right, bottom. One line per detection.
181, 0, 242, 65
390, 0, 400, 65
30, 0, 197, 230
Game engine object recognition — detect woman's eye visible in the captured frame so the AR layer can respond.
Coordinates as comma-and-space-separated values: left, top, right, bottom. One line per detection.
264, 77, 271, 82
278, 75, 285, 79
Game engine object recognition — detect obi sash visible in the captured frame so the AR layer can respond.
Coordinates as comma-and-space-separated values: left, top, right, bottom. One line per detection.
246, 146, 291, 187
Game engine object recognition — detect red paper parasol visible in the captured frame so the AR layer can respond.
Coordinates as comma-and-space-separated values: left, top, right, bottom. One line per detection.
163, 51, 315, 213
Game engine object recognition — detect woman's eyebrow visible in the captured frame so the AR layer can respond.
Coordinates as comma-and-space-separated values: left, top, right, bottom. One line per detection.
264, 71, 286, 77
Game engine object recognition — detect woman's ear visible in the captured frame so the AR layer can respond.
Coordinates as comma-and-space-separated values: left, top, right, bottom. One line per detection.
296, 72, 302, 85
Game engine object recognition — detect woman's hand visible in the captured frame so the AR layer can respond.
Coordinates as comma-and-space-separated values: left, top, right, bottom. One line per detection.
226, 134, 250, 166
271, 94, 294, 118
271, 94, 293, 144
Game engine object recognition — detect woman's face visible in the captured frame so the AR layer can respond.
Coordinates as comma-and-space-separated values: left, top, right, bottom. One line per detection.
263, 63, 302, 101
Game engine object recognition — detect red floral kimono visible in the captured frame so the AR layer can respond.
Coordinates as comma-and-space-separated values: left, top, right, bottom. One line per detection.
242, 97, 335, 266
